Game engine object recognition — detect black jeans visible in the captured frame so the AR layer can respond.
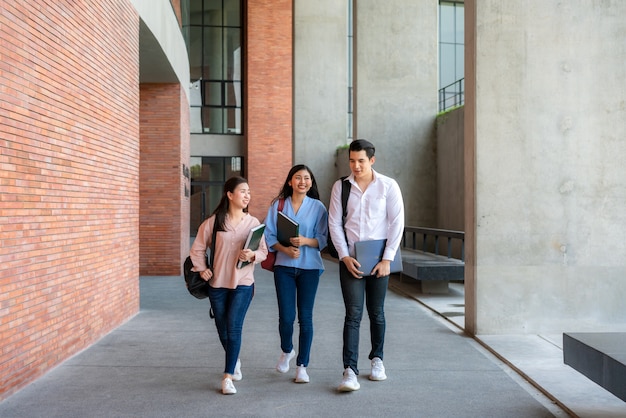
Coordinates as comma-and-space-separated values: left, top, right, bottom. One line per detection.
339, 262, 388, 375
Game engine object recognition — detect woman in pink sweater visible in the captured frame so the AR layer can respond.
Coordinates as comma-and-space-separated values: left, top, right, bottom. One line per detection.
190, 176, 268, 395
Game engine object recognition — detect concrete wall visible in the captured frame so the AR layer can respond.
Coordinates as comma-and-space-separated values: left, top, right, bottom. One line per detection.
295, 0, 438, 228
466, 0, 626, 334
294, 0, 348, 204
436, 107, 464, 232
354, 0, 438, 226
131, 0, 190, 98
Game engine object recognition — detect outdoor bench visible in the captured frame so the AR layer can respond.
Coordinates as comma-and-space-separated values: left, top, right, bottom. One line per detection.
399, 226, 465, 293
563, 332, 626, 402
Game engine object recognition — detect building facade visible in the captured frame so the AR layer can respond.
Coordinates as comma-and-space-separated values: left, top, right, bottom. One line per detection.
1, 0, 625, 401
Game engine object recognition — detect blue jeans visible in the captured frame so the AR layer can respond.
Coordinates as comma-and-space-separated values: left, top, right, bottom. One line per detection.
274, 266, 321, 367
339, 261, 388, 375
207, 284, 254, 375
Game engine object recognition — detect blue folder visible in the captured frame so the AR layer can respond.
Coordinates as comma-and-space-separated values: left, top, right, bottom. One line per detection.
354, 239, 403, 276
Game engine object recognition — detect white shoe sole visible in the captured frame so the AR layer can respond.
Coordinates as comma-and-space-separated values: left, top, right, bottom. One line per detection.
337, 382, 360, 392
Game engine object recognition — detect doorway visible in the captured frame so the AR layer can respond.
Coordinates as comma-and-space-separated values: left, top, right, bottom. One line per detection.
189, 156, 244, 235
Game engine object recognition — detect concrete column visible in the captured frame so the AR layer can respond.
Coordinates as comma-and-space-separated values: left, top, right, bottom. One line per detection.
354, 0, 438, 226
468, 0, 626, 334
294, 0, 348, 203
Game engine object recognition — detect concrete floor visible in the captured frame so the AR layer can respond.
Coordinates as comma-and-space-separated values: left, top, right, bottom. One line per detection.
0, 259, 624, 417
390, 278, 626, 418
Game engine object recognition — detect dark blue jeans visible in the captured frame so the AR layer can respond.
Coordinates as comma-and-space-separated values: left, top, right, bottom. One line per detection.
339, 261, 388, 375
274, 266, 321, 367
207, 284, 254, 375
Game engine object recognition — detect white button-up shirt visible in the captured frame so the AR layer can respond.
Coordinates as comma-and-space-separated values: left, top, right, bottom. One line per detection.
328, 169, 404, 261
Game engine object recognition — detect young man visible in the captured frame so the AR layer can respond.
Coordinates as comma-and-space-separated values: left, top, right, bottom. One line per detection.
328, 139, 405, 392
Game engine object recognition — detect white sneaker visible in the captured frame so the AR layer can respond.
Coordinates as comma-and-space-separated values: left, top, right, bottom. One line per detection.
276, 349, 295, 373
337, 367, 360, 392
222, 377, 236, 395
295, 365, 309, 383
232, 358, 242, 381
369, 357, 387, 381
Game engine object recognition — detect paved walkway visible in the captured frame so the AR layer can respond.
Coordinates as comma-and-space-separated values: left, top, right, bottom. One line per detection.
0, 258, 618, 417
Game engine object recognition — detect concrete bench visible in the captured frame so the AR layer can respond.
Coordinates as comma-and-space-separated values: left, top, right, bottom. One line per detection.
563, 332, 626, 402
399, 227, 465, 293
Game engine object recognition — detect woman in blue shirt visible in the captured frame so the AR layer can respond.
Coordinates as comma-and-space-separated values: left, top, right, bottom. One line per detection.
264, 164, 328, 384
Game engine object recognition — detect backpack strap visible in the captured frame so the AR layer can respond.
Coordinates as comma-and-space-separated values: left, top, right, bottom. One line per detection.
210, 219, 218, 268
325, 177, 352, 259
278, 198, 285, 212
339, 176, 351, 250
340, 176, 351, 222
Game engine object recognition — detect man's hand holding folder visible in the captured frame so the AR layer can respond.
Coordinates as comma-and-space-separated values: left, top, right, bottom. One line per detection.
353, 239, 403, 278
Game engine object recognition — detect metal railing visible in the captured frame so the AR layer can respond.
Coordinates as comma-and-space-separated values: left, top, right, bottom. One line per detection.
438, 78, 464, 113
402, 226, 465, 261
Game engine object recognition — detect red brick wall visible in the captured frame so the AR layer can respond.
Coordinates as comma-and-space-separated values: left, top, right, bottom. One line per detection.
180, 88, 191, 271
245, 0, 294, 220
170, 0, 182, 27
139, 84, 190, 275
0, 2, 140, 400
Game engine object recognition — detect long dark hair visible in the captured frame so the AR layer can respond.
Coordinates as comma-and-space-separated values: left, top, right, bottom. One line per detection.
273, 164, 320, 204
211, 176, 248, 231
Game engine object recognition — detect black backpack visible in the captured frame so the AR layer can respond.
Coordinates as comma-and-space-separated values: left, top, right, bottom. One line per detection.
184, 222, 218, 299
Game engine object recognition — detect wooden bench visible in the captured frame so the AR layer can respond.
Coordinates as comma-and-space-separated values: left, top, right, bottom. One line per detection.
399, 227, 465, 293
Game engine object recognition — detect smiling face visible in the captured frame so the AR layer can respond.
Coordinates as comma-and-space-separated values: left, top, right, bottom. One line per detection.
227, 182, 251, 209
349, 150, 375, 181
289, 169, 312, 196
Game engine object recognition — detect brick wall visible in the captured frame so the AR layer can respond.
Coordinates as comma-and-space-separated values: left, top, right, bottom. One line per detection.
170, 0, 182, 27
139, 84, 189, 275
245, 0, 294, 220
0, 2, 141, 400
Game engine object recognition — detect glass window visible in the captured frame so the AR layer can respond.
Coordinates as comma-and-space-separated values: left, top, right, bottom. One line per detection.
203, 27, 223, 80
204, 81, 222, 106
204, 0, 222, 25
183, 0, 243, 134
224, 0, 241, 26
455, 5, 464, 43
202, 107, 224, 134
455, 44, 464, 81
439, 43, 456, 88
440, 4, 455, 44
187, 27, 203, 80
189, 0, 203, 25
224, 28, 241, 80
439, 1, 464, 111
225, 81, 240, 107
439, 1, 464, 88
190, 107, 202, 132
